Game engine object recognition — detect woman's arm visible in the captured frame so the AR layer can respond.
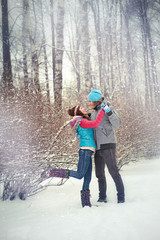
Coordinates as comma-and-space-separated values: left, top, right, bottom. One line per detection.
80, 110, 105, 128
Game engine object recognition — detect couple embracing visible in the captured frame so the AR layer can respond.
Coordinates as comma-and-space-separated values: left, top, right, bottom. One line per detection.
41, 89, 125, 207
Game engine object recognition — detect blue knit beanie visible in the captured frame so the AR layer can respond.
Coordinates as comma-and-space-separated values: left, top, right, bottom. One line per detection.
88, 89, 102, 101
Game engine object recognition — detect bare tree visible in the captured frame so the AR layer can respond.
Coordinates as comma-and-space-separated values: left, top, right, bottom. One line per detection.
91, 0, 103, 89
123, 3, 136, 94
75, 22, 81, 93
30, 0, 41, 94
64, 2, 81, 93
22, 0, 41, 94
22, 0, 29, 91
134, 0, 159, 108
50, 0, 56, 88
1, 0, 12, 90
54, 0, 65, 109
79, 0, 92, 93
40, 0, 50, 104
105, 0, 114, 95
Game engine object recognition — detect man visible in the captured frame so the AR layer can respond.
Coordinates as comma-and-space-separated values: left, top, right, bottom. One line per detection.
88, 89, 125, 203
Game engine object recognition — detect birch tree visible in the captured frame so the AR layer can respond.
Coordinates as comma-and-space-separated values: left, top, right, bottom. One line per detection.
1, 0, 12, 90
22, 0, 41, 94
79, 0, 92, 93
131, 0, 159, 108
50, 0, 56, 87
124, 3, 136, 94
22, 0, 29, 91
40, 0, 50, 103
30, 0, 41, 94
54, 0, 65, 108
91, 0, 103, 89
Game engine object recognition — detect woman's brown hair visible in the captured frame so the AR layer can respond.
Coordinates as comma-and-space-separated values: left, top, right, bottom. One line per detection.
68, 106, 90, 120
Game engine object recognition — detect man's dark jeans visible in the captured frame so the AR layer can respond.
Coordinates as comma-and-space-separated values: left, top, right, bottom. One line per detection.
95, 148, 125, 200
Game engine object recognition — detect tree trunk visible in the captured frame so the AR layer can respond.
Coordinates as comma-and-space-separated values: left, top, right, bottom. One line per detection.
79, 0, 92, 93
22, 0, 29, 91
50, 0, 56, 90
124, 12, 133, 90
1, 0, 12, 90
31, 48, 40, 93
138, 0, 156, 108
115, 0, 122, 90
75, 24, 81, 92
91, 0, 103, 89
40, 0, 50, 104
144, 4, 159, 106
107, 1, 114, 95
54, 0, 65, 108
65, 12, 81, 93
123, 5, 136, 97
30, 0, 40, 94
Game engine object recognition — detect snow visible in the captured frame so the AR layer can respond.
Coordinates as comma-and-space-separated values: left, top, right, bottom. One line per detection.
0, 157, 160, 240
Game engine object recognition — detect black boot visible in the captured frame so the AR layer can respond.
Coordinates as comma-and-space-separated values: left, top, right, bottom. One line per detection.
117, 193, 125, 203
97, 177, 107, 203
97, 197, 107, 203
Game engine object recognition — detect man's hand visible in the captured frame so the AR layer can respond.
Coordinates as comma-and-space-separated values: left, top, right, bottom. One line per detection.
101, 103, 111, 113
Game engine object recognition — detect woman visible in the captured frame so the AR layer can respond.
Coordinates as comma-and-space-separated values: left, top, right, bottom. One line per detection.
41, 105, 109, 207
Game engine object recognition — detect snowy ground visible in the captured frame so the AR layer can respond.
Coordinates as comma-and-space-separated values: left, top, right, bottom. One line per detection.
0, 157, 160, 240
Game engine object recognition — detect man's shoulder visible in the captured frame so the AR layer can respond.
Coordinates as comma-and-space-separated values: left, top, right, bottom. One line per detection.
90, 111, 97, 120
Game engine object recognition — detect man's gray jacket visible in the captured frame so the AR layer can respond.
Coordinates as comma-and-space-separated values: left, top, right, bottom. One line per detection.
91, 104, 121, 150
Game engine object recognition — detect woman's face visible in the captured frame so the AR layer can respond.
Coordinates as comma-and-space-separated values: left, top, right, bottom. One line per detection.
79, 106, 87, 115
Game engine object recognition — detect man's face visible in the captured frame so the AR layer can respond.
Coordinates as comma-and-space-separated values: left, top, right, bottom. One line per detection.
88, 101, 96, 109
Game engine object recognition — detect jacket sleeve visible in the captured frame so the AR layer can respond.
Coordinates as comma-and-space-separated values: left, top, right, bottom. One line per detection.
108, 110, 121, 128
80, 110, 105, 128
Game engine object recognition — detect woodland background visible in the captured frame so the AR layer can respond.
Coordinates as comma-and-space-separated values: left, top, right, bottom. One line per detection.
0, 0, 160, 199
